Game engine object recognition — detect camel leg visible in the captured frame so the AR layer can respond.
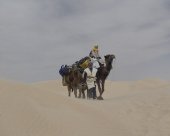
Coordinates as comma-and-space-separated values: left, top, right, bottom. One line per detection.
82, 91, 86, 99
67, 86, 71, 97
73, 87, 77, 98
87, 89, 90, 99
78, 88, 81, 98
78, 84, 84, 98
96, 81, 103, 100
101, 80, 105, 96
82, 83, 87, 99
96, 80, 102, 95
97, 80, 105, 100
82, 90, 85, 99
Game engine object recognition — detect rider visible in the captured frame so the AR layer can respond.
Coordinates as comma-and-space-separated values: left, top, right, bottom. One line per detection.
89, 44, 100, 59
89, 44, 104, 69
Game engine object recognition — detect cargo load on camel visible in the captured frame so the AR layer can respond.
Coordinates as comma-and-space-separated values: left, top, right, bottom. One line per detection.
59, 65, 71, 86
76, 56, 91, 69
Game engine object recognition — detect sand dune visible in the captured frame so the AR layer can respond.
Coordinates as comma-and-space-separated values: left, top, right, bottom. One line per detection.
0, 79, 170, 136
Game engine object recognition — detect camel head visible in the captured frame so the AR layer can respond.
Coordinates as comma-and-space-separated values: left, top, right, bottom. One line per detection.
104, 54, 116, 69
104, 54, 115, 63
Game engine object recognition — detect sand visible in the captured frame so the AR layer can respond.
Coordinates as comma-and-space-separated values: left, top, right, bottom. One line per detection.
0, 79, 170, 136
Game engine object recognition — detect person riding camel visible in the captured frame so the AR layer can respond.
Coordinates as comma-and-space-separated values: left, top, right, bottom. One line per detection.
89, 44, 104, 69
89, 44, 100, 59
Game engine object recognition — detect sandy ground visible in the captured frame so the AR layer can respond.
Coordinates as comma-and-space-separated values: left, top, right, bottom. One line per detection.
0, 79, 170, 136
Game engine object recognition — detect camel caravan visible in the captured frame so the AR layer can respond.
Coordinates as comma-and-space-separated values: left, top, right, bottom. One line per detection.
59, 45, 116, 100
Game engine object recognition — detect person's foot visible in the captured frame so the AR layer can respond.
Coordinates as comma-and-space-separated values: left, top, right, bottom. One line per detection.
93, 96, 97, 99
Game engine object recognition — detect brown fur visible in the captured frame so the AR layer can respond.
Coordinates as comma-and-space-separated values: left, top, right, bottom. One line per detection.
64, 64, 86, 98
96, 54, 116, 100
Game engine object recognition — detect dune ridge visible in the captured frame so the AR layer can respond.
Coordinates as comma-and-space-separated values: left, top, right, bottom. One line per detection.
0, 79, 170, 136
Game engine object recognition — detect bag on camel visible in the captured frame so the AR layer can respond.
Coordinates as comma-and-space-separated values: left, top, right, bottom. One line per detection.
59, 65, 70, 76
78, 56, 91, 69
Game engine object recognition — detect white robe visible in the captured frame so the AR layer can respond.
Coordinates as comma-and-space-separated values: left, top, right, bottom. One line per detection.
84, 68, 97, 89
90, 58, 100, 69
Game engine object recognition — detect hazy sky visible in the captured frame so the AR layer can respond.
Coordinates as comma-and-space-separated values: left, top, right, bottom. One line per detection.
0, 0, 170, 82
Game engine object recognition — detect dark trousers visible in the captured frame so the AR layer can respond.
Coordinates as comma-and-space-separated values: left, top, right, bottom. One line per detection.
87, 87, 96, 99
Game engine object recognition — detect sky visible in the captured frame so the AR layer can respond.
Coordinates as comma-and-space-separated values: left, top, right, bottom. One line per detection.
0, 0, 170, 82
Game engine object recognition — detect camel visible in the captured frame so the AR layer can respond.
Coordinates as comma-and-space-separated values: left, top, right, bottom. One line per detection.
64, 64, 86, 98
96, 54, 116, 100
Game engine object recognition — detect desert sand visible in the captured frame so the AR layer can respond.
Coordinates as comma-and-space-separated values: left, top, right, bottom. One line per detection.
0, 79, 170, 136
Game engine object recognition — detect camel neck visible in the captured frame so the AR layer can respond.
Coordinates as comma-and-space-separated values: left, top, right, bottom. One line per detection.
106, 62, 112, 71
